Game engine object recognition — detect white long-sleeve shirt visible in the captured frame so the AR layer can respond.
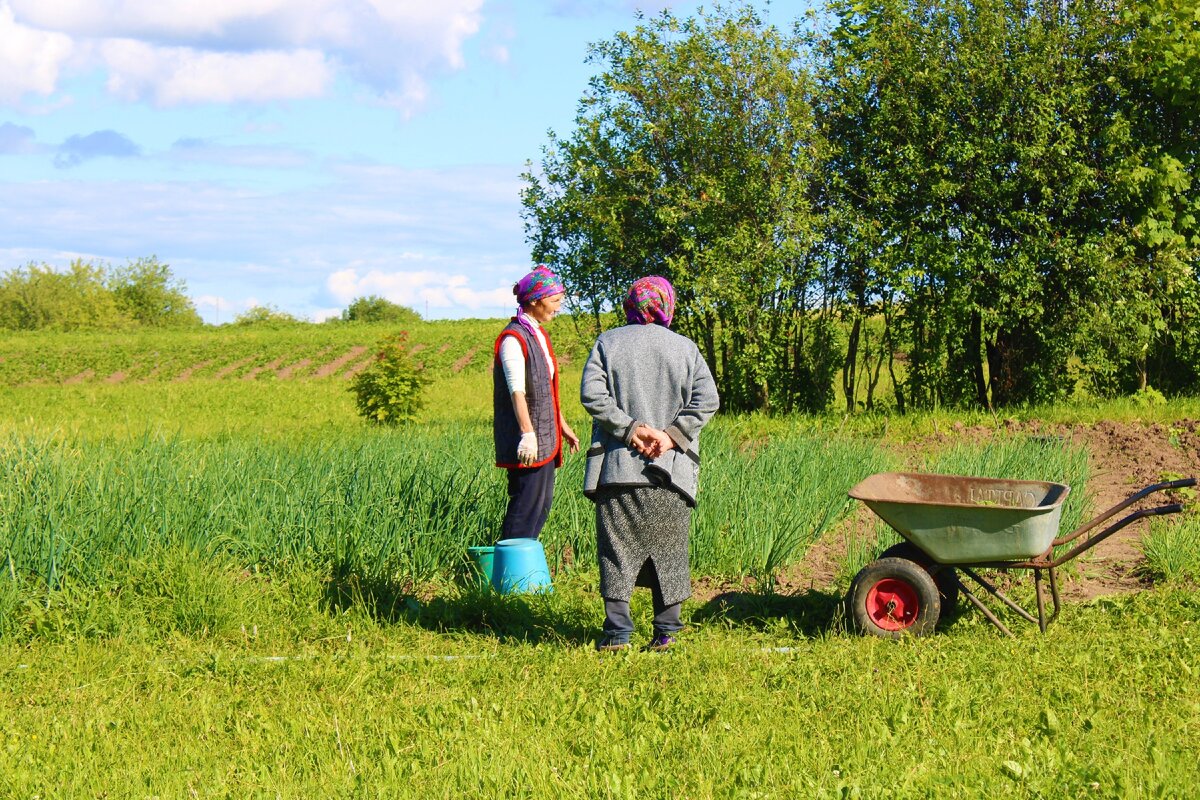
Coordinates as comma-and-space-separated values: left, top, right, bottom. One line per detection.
499, 320, 553, 394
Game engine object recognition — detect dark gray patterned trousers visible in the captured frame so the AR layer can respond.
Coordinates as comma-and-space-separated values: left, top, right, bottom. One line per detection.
594, 484, 692, 607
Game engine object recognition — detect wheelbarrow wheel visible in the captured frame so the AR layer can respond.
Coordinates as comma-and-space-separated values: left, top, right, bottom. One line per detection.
877, 542, 960, 613
846, 557, 941, 638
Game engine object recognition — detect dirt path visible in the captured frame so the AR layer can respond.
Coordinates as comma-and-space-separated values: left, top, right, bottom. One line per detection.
277, 347, 332, 379
1058, 419, 1200, 597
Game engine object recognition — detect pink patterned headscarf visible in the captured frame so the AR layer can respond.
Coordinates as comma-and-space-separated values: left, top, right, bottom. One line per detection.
623, 275, 675, 327
513, 265, 565, 306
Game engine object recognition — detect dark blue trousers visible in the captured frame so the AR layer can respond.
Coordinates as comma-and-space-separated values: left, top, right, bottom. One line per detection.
501, 461, 556, 540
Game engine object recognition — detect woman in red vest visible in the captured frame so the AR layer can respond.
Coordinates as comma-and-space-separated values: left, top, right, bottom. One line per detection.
493, 265, 580, 540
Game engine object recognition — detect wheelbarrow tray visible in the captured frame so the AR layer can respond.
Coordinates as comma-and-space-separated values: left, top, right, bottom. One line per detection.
849, 472, 1071, 564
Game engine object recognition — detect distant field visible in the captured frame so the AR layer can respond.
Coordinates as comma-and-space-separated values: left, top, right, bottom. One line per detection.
0, 316, 596, 387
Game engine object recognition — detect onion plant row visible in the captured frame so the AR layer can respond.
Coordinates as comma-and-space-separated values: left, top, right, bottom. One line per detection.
0, 428, 892, 599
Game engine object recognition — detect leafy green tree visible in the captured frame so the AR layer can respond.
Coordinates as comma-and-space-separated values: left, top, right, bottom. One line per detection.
338, 295, 421, 324
0, 260, 128, 331
818, 0, 1148, 409
1088, 0, 1200, 395
523, 5, 829, 411
107, 256, 202, 327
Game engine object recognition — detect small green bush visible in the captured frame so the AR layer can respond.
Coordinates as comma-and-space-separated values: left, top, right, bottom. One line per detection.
349, 332, 427, 425
1131, 385, 1168, 407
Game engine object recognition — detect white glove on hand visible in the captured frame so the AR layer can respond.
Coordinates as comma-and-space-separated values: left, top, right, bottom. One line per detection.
517, 431, 538, 466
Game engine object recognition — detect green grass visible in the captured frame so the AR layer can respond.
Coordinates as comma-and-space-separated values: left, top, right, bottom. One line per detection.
0, 576, 1197, 798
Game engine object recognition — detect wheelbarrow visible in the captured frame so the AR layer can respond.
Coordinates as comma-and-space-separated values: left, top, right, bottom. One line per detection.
844, 472, 1196, 637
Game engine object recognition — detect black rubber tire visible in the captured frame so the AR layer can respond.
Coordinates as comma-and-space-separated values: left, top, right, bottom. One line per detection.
878, 541, 961, 613
846, 557, 941, 639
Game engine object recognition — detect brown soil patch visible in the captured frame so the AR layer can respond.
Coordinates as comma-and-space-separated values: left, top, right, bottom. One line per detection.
409, 343, 427, 355
451, 345, 480, 373
63, 369, 94, 385
276, 359, 313, 379
437, 342, 452, 354
174, 360, 214, 382
313, 346, 368, 378
277, 347, 332, 379
342, 356, 375, 379
755, 419, 1200, 605
243, 355, 290, 380
104, 368, 131, 384
213, 356, 257, 379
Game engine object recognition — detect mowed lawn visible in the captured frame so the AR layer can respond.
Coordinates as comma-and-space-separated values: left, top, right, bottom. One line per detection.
1, 583, 1198, 798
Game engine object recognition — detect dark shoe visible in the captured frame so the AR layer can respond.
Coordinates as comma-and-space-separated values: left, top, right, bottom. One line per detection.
596, 637, 631, 652
645, 633, 676, 652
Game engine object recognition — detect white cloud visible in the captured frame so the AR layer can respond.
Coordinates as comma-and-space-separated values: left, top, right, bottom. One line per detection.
3, 0, 484, 110
311, 306, 344, 323
327, 267, 513, 313
101, 39, 331, 105
0, 2, 74, 103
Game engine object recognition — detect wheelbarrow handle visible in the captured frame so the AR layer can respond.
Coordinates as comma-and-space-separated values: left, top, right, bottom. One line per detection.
1054, 476, 1196, 547
1048, 502, 1188, 568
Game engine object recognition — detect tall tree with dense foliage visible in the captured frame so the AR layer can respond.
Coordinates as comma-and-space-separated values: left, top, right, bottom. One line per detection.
523, 5, 832, 411
108, 256, 202, 327
1082, 0, 1200, 395
525, 0, 1200, 412
816, 0, 1194, 409
0, 257, 200, 331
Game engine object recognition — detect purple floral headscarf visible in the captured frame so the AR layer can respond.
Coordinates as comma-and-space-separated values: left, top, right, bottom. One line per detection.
513, 265, 565, 306
623, 275, 675, 327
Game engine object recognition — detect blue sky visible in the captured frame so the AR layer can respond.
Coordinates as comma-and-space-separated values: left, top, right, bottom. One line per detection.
0, 0, 811, 323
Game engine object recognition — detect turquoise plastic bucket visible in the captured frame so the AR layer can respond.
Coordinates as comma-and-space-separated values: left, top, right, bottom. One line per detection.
467, 546, 495, 588
491, 538, 553, 594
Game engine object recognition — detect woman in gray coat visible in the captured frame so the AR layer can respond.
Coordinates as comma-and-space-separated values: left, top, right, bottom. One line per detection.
581, 276, 719, 651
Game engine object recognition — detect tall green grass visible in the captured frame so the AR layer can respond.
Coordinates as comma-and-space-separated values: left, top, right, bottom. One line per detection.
694, 429, 893, 585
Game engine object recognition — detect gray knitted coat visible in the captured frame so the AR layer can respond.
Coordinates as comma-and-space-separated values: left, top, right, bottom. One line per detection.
581, 323, 719, 506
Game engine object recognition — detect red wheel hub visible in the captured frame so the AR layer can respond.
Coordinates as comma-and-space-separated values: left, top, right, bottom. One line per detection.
865, 578, 920, 631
